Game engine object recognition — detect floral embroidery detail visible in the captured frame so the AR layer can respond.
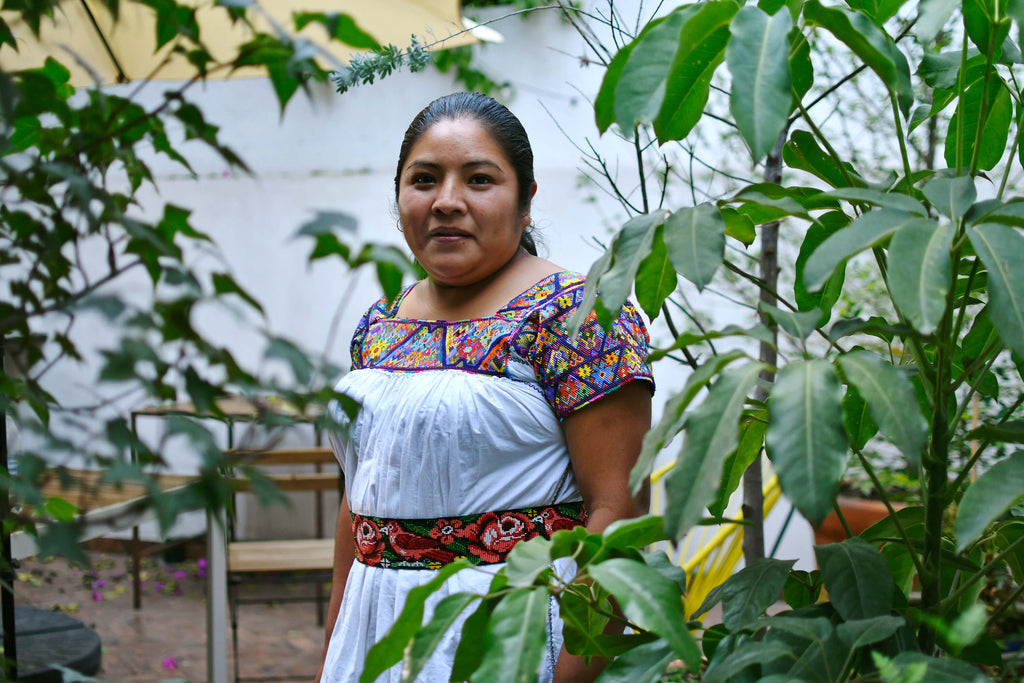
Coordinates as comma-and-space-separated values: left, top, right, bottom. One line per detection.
429, 518, 469, 545
353, 517, 384, 565
465, 511, 534, 563
351, 502, 588, 570
349, 272, 655, 419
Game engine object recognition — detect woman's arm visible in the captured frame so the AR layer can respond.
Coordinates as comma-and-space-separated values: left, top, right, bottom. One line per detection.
553, 379, 652, 683
315, 493, 356, 682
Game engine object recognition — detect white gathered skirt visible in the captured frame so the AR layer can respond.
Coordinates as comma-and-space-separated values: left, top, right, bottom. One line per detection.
319, 366, 581, 683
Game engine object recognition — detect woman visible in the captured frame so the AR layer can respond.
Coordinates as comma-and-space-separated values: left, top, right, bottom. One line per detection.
317, 92, 653, 683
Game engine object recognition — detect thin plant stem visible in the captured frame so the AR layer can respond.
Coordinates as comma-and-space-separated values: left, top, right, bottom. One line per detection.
853, 448, 928, 581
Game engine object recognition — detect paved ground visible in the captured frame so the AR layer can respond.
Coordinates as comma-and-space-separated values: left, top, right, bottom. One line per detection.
11, 551, 327, 683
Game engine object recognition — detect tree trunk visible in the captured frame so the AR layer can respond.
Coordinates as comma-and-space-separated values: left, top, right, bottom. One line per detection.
743, 129, 786, 564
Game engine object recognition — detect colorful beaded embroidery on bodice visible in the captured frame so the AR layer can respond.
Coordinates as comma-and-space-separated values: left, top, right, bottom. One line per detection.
349, 271, 654, 419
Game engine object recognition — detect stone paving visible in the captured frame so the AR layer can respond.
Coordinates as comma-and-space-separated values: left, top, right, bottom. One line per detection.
11, 551, 327, 683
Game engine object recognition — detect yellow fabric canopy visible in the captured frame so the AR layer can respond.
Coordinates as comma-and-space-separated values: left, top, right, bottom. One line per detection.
1, 0, 478, 85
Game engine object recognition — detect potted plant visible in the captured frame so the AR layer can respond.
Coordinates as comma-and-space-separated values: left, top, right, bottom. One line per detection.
814, 451, 917, 545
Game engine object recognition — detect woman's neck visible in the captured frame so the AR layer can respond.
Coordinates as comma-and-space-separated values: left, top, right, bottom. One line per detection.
418, 248, 530, 320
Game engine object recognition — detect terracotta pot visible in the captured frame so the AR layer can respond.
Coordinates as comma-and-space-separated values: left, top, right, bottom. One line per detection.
814, 495, 902, 546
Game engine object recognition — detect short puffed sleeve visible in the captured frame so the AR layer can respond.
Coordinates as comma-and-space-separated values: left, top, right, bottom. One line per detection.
511, 277, 654, 420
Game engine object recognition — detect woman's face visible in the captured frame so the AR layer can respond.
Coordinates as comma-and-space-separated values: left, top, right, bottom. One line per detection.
398, 118, 534, 287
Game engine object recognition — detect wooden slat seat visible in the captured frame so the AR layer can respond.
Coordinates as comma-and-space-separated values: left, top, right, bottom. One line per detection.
227, 538, 335, 573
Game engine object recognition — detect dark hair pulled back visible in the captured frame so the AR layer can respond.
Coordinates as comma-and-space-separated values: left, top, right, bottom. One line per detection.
395, 92, 537, 256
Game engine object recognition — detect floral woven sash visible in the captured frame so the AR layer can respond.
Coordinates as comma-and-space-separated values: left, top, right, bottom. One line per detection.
351, 502, 588, 570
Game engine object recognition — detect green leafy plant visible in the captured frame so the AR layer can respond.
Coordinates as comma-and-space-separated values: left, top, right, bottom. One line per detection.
0, 0, 413, 581
364, 0, 1024, 680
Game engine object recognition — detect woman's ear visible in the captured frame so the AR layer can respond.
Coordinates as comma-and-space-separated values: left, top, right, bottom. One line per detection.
522, 182, 538, 228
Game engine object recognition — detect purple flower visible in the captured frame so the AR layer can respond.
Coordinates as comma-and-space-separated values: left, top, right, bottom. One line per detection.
154, 582, 165, 592
91, 592, 103, 601
173, 570, 187, 580
162, 656, 178, 670
91, 579, 106, 589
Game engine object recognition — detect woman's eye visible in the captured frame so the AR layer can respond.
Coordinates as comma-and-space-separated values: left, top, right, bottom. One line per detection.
412, 174, 435, 185
469, 174, 492, 185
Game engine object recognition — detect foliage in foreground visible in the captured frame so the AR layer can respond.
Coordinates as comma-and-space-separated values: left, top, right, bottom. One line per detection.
0, 0, 415, 569
368, 0, 1024, 681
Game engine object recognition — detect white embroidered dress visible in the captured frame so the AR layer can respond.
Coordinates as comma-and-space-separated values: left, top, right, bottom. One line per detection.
319, 272, 653, 683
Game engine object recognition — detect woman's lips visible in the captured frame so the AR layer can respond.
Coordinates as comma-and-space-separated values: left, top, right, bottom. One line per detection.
429, 228, 470, 242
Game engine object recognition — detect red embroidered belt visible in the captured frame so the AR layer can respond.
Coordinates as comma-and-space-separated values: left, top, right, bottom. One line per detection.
351, 502, 588, 570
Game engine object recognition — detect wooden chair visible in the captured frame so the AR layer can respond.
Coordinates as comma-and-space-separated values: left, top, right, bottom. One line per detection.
224, 447, 341, 683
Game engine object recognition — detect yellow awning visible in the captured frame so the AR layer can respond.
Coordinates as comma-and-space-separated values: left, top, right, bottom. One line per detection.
1, 0, 478, 86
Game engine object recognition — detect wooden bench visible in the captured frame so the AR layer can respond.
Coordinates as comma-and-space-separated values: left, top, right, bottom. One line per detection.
224, 447, 341, 683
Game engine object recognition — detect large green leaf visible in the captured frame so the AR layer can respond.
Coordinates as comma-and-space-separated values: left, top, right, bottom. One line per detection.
944, 76, 1012, 171
713, 558, 796, 631
994, 520, 1024, 583
600, 515, 668, 554
886, 218, 953, 335
955, 451, 1024, 551
613, 7, 698, 134
595, 640, 677, 683
971, 198, 1024, 227
654, 0, 739, 142
815, 537, 894, 620
598, 211, 668, 317
803, 0, 914, 117
759, 302, 822, 340
595, 13, 676, 132
789, 26, 813, 104
663, 361, 764, 540
836, 615, 905, 650
838, 352, 927, 466
794, 212, 848, 324
702, 638, 795, 683
404, 592, 479, 682
631, 351, 746, 493
634, 226, 678, 320
663, 203, 726, 291
560, 588, 613, 657
921, 174, 977, 221
963, 0, 1012, 58
819, 188, 926, 215
803, 209, 925, 292
472, 587, 548, 683
883, 651, 993, 682
784, 130, 866, 189
588, 558, 701, 669
968, 223, 1024, 358
505, 537, 555, 587
766, 359, 847, 526
842, 385, 878, 451
709, 409, 767, 518
725, 5, 793, 162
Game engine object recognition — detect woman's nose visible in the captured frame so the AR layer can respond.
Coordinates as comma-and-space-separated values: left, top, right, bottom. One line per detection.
433, 179, 465, 214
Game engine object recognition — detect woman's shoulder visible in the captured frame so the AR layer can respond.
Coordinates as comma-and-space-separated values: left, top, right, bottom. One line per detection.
349, 284, 415, 367
504, 267, 586, 317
